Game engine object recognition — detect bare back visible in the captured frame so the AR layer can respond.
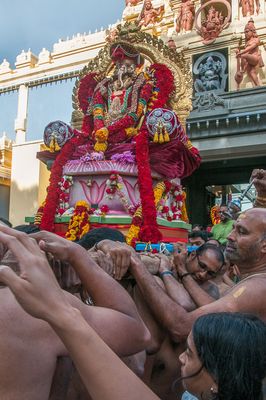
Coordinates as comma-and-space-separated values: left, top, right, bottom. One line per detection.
0, 288, 66, 400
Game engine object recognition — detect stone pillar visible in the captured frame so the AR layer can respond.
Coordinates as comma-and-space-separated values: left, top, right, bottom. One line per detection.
15, 84, 29, 144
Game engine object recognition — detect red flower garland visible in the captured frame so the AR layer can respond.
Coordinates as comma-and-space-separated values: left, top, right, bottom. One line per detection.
135, 126, 162, 243
134, 64, 175, 242
148, 63, 175, 109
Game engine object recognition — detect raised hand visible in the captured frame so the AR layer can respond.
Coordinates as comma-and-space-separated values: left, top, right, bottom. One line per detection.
0, 225, 68, 323
30, 230, 80, 263
173, 242, 188, 276
251, 168, 266, 197
157, 254, 172, 274
96, 240, 135, 280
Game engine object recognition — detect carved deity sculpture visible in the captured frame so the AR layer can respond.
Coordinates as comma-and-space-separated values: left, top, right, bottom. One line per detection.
194, 56, 223, 92
71, 43, 200, 178
239, 0, 260, 17
235, 19, 264, 89
193, 52, 228, 111
195, 1, 231, 45
175, 0, 195, 33
138, 0, 164, 27
201, 6, 226, 43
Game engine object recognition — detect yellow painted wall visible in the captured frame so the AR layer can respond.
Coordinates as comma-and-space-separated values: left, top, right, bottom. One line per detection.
9, 141, 50, 226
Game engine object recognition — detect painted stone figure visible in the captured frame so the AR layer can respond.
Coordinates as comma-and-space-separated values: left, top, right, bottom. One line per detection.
235, 19, 264, 89
138, 0, 164, 27
239, 0, 260, 17
175, 0, 195, 33
195, 1, 231, 45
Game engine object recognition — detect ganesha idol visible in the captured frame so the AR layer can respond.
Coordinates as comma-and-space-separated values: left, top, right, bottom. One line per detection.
37, 38, 201, 246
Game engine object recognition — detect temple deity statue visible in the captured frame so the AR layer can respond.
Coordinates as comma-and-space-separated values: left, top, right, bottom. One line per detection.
175, 0, 195, 33
38, 25, 200, 245
192, 51, 228, 112
235, 19, 264, 89
69, 42, 200, 179
138, 0, 164, 27
194, 56, 223, 92
195, 1, 231, 45
239, 0, 260, 17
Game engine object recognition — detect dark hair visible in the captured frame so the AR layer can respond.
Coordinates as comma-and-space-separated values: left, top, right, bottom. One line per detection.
193, 313, 266, 400
77, 227, 126, 250
196, 243, 225, 266
0, 217, 12, 227
189, 230, 209, 242
192, 224, 204, 231
207, 238, 221, 246
14, 224, 40, 234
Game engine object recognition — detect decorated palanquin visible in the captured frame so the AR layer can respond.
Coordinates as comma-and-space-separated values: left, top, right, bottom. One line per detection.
36, 23, 201, 246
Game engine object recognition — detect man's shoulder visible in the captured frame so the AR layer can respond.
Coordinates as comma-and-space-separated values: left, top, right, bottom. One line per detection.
226, 273, 266, 309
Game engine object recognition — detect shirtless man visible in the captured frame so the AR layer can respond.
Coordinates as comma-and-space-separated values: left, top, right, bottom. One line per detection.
0, 228, 150, 400
126, 207, 266, 341
159, 243, 227, 311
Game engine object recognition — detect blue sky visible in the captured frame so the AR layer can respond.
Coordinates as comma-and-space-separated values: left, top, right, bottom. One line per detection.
0, 0, 125, 66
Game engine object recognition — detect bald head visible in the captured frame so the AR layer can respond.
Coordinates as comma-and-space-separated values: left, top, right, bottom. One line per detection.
225, 208, 266, 270
241, 208, 266, 235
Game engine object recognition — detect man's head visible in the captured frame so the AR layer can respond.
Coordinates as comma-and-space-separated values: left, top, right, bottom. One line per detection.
219, 204, 231, 222
186, 243, 225, 282
225, 208, 266, 271
145, 0, 152, 9
189, 231, 208, 247
77, 227, 126, 250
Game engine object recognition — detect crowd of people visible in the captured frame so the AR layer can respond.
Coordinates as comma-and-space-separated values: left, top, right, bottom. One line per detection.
0, 168, 266, 400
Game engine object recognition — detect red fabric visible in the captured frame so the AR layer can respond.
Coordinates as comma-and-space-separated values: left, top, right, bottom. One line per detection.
106, 138, 200, 180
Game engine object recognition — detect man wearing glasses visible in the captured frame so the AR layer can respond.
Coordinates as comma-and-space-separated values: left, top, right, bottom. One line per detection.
157, 243, 228, 312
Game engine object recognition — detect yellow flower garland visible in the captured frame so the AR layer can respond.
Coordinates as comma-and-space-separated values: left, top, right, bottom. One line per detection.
65, 201, 91, 241
126, 181, 166, 246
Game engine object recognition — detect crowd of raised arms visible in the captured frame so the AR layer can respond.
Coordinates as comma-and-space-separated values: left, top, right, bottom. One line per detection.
0, 168, 266, 400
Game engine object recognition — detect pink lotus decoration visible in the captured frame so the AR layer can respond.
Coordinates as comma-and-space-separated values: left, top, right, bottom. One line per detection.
121, 177, 139, 206
79, 180, 106, 204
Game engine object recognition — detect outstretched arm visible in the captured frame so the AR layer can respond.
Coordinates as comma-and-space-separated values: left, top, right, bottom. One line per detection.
129, 255, 252, 342
20, 230, 151, 356
0, 226, 158, 400
31, 232, 136, 313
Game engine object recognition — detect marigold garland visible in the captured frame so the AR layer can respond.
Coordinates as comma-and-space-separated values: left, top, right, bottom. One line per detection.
126, 181, 170, 246
65, 201, 91, 241
211, 205, 221, 225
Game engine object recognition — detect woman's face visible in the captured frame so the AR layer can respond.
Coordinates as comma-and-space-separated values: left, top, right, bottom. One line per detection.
179, 332, 217, 398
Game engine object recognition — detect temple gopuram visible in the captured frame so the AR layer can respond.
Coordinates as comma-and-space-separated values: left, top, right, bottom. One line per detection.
0, 0, 266, 229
